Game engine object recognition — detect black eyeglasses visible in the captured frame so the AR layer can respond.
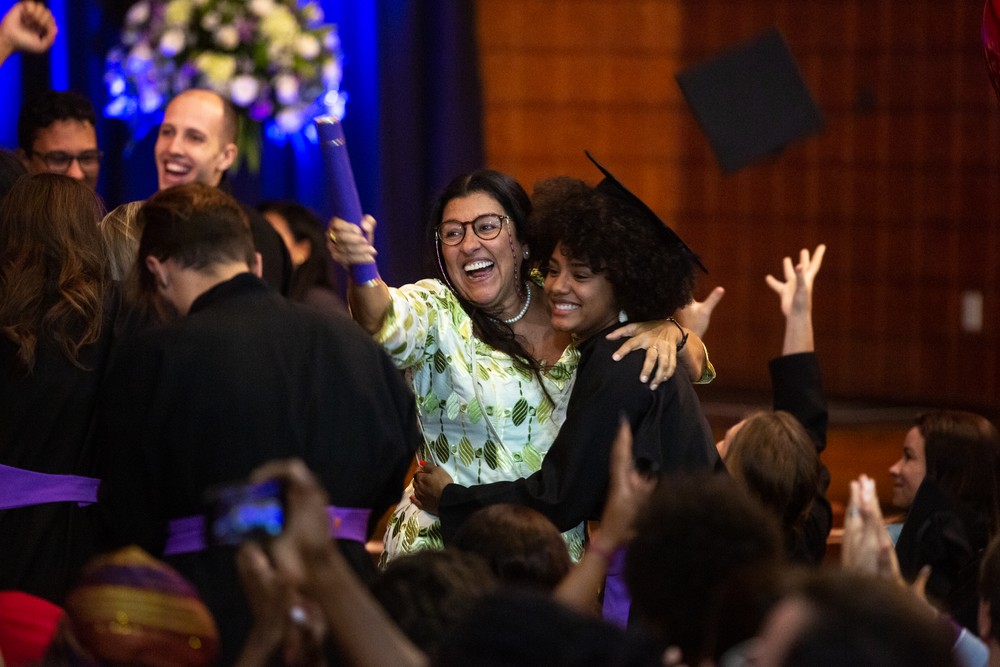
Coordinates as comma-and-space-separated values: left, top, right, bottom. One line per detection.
437, 214, 508, 246
31, 150, 103, 174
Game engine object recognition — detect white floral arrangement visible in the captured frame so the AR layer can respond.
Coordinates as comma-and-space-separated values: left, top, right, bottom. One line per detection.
104, 0, 346, 170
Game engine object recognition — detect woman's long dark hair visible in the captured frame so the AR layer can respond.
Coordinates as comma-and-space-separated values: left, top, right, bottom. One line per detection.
427, 170, 541, 376
258, 200, 341, 303
919, 410, 1000, 544
0, 174, 108, 374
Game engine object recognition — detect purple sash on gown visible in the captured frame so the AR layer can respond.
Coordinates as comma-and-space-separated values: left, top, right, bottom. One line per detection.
0, 464, 100, 509
163, 506, 371, 555
602, 547, 632, 628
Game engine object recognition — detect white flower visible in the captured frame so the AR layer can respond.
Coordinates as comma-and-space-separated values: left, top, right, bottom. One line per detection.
158, 28, 186, 57
248, 0, 275, 16
275, 107, 305, 133
138, 86, 164, 113
125, 1, 150, 27
194, 51, 237, 88
164, 0, 192, 26
301, 2, 324, 25
200, 11, 220, 31
273, 73, 300, 105
294, 33, 321, 60
260, 6, 298, 44
214, 24, 239, 50
229, 75, 260, 107
322, 58, 341, 88
125, 42, 153, 74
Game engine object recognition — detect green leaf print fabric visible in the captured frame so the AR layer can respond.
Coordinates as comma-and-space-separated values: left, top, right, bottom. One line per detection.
375, 280, 585, 565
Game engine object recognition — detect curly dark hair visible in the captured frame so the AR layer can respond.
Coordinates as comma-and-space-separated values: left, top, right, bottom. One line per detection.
17, 91, 97, 153
527, 177, 697, 323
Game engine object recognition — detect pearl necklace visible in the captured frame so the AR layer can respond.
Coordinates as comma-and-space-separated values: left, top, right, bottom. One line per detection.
502, 282, 532, 324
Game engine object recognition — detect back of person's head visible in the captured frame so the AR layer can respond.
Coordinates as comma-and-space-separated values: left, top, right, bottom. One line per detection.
100, 201, 145, 281
0, 174, 107, 373
434, 589, 662, 667
17, 90, 97, 152
452, 504, 571, 591
257, 199, 338, 301
758, 569, 956, 667
981, 532, 1000, 643
725, 411, 820, 543
56, 546, 218, 667
919, 410, 1000, 539
371, 549, 497, 658
137, 182, 254, 295
0, 148, 27, 201
626, 472, 785, 663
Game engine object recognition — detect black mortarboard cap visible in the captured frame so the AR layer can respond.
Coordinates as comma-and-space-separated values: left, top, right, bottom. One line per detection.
675, 27, 824, 173
585, 151, 707, 273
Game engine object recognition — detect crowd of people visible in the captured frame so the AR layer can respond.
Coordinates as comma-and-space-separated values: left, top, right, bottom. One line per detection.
2, 2, 1000, 666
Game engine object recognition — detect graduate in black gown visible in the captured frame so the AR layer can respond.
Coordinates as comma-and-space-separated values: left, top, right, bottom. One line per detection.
413, 157, 721, 539
0, 175, 135, 603
94, 184, 421, 663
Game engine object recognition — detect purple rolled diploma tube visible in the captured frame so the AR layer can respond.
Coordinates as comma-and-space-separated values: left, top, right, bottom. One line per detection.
315, 115, 379, 284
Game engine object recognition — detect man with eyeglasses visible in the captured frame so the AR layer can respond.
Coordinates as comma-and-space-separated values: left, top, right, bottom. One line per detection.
17, 90, 101, 190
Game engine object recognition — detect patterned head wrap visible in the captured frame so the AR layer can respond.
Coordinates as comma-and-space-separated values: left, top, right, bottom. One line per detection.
64, 546, 218, 667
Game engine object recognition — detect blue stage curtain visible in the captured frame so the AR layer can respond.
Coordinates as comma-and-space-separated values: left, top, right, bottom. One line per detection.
1, 0, 484, 286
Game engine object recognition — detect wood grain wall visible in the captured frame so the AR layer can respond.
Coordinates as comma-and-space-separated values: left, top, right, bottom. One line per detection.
476, 0, 1000, 417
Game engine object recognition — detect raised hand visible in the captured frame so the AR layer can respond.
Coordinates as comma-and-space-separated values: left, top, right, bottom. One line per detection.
0, 2, 57, 60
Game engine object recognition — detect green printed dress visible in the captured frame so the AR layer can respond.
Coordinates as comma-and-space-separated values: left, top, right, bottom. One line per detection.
377, 279, 585, 565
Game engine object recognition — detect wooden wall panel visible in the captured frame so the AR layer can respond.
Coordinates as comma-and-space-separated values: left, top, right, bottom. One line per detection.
477, 0, 1000, 418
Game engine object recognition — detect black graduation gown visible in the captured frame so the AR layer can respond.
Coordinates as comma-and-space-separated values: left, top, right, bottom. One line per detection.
439, 324, 721, 539
95, 274, 421, 663
0, 284, 135, 604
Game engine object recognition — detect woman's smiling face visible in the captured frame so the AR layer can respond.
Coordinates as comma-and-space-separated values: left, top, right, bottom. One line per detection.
543, 242, 618, 340
439, 192, 527, 320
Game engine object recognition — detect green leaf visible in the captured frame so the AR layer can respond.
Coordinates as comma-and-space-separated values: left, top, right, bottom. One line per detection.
477, 363, 490, 382
458, 436, 475, 466
432, 433, 450, 464
421, 391, 439, 414
511, 398, 529, 426
467, 397, 483, 423
484, 440, 499, 470
445, 392, 461, 421
434, 349, 447, 374
403, 517, 418, 546
522, 443, 542, 471
536, 396, 553, 424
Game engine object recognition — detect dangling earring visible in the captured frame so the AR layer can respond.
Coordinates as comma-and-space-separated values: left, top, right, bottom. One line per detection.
618, 310, 628, 323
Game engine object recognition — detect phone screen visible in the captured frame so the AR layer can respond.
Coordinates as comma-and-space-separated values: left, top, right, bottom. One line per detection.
206, 479, 284, 546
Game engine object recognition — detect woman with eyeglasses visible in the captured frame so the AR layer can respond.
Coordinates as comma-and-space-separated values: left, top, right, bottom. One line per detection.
328, 169, 709, 564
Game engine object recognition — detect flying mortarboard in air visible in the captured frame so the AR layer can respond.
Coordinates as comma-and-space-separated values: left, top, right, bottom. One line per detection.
675, 27, 824, 173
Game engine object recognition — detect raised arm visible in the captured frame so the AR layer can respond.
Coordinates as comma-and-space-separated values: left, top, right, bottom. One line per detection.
250, 459, 428, 667
765, 244, 825, 356
0, 1, 57, 66
766, 244, 828, 449
326, 215, 391, 334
